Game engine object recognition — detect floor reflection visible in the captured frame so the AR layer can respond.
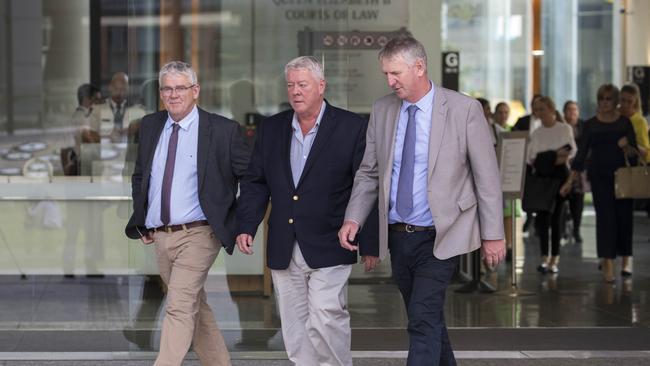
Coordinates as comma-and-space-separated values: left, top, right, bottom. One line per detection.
0, 207, 648, 352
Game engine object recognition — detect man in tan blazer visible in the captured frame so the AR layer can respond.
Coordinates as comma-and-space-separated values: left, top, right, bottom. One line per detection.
338, 36, 505, 365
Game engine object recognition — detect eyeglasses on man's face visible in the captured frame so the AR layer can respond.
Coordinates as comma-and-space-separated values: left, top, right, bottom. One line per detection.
160, 84, 196, 96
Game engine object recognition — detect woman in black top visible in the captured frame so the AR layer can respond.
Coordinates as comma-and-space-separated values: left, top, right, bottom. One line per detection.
560, 84, 637, 283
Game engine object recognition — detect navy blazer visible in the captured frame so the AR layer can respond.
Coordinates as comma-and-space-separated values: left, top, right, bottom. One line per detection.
237, 102, 378, 270
125, 108, 251, 254
513, 114, 532, 131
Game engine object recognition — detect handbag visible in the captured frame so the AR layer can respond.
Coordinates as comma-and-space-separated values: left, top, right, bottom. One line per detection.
614, 150, 650, 199
522, 167, 562, 213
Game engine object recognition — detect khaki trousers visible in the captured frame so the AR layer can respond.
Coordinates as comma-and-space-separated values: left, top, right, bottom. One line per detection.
272, 244, 353, 366
153, 225, 231, 366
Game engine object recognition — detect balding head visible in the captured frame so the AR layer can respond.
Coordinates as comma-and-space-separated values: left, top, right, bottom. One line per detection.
109, 72, 129, 104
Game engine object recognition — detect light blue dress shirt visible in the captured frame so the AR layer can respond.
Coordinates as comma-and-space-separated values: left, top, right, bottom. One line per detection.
388, 82, 435, 226
145, 105, 207, 228
290, 101, 326, 186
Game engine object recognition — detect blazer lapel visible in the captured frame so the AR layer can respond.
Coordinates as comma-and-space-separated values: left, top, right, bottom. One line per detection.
197, 108, 212, 193
427, 86, 448, 181
381, 97, 402, 195
281, 113, 295, 190
297, 103, 336, 188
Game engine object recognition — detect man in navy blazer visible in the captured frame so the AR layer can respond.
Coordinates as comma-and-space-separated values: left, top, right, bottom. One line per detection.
513, 94, 542, 132
125, 61, 250, 366
236, 56, 378, 366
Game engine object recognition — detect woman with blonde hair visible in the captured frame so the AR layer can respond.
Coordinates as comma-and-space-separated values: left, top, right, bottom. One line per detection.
527, 96, 576, 273
619, 83, 649, 163
560, 84, 637, 282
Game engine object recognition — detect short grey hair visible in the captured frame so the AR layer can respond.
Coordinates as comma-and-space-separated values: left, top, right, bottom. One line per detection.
159, 61, 198, 86
378, 35, 427, 68
284, 56, 325, 81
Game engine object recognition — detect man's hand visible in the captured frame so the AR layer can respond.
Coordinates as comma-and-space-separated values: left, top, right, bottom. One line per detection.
140, 231, 154, 245
361, 256, 380, 272
338, 220, 360, 251
481, 239, 506, 269
236, 234, 254, 255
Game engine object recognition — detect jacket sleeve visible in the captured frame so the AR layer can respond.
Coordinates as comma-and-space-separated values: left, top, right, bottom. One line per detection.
466, 99, 505, 241
345, 104, 380, 227
351, 117, 379, 257
229, 122, 252, 179
125, 118, 148, 239
236, 120, 270, 237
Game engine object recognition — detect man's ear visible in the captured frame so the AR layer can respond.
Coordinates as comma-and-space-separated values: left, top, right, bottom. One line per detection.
319, 79, 326, 96
415, 58, 426, 77
193, 84, 201, 100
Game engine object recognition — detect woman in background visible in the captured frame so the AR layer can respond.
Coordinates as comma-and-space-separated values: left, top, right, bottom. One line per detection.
619, 83, 649, 163
616, 84, 650, 276
527, 96, 576, 274
493, 102, 517, 261
563, 101, 585, 243
561, 84, 637, 282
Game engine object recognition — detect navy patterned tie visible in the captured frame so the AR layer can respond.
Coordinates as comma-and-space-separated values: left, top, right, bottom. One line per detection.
160, 123, 180, 225
396, 105, 418, 219
113, 104, 124, 130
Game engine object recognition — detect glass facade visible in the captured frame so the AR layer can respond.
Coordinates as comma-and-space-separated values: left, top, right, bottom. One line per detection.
540, 0, 618, 117
1, 0, 643, 353
441, 0, 532, 122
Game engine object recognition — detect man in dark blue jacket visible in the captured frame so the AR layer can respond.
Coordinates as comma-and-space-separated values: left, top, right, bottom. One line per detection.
126, 61, 250, 366
236, 56, 378, 366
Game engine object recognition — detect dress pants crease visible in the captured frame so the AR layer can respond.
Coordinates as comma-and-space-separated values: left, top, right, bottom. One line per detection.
272, 244, 353, 366
389, 229, 458, 366
153, 226, 231, 366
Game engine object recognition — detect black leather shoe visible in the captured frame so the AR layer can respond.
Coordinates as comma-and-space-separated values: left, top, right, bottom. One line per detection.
621, 270, 632, 277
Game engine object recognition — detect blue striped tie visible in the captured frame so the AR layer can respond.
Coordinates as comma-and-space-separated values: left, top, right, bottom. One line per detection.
396, 105, 418, 219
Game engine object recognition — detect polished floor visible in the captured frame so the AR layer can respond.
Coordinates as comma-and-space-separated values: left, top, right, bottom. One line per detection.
0, 204, 649, 361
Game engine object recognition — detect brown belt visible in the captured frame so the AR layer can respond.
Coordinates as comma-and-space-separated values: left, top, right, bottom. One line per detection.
389, 223, 435, 233
153, 220, 210, 233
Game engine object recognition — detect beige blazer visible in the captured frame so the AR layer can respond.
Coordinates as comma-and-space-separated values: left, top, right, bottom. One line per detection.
345, 85, 504, 260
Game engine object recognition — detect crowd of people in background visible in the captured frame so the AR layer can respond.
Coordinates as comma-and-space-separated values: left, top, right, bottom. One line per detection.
481, 82, 650, 284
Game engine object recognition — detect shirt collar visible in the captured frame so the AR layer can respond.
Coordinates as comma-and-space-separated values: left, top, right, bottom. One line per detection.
401, 81, 435, 115
166, 105, 198, 131
292, 100, 327, 133
109, 99, 126, 110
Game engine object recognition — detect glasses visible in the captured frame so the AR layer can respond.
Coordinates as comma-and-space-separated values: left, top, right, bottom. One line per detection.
160, 84, 195, 96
